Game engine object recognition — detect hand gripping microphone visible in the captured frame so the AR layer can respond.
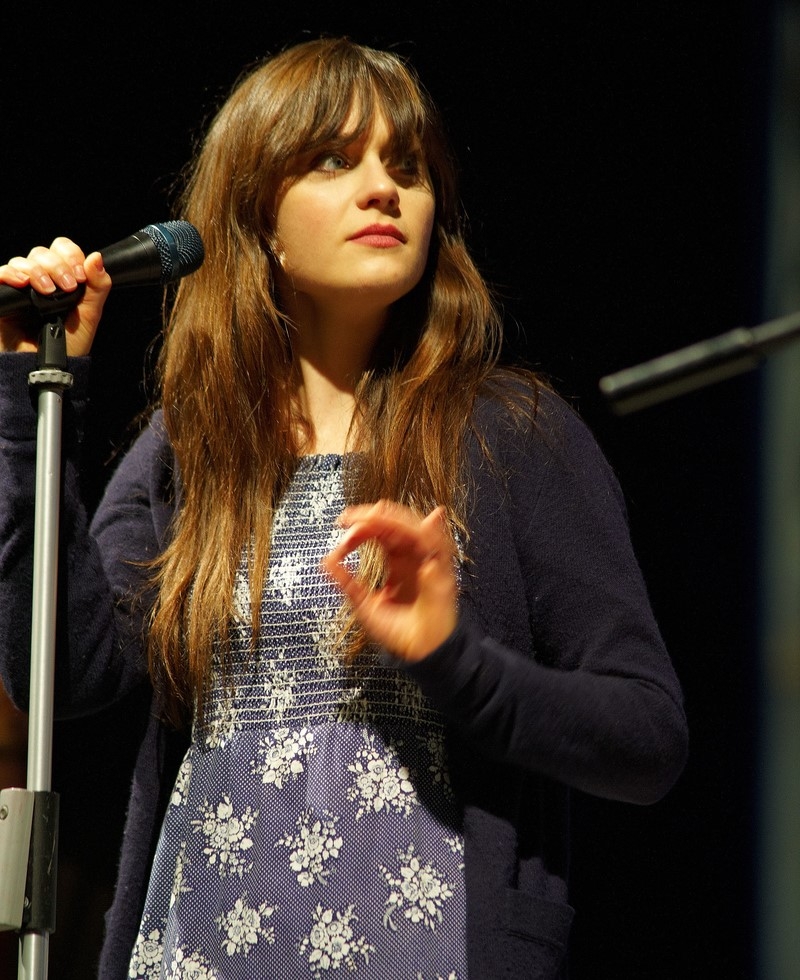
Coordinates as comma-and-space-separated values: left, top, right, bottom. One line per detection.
0, 220, 205, 318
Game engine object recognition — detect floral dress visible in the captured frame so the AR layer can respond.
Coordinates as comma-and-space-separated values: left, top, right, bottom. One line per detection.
128, 455, 467, 980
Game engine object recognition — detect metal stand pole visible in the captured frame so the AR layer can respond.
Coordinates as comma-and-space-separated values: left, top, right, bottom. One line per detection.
3, 315, 72, 980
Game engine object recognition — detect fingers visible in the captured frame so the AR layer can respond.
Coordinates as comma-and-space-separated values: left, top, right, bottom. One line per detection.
0, 264, 29, 287
321, 501, 458, 662
321, 551, 370, 606
2, 237, 88, 296
0, 239, 111, 356
79, 250, 111, 309
327, 502, 450, 565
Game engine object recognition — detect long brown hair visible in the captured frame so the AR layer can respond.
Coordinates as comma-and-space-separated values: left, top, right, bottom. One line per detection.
146, 36, 544, 726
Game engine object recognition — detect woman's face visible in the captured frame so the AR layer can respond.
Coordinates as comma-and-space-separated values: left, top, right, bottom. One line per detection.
272, 108, 435, 318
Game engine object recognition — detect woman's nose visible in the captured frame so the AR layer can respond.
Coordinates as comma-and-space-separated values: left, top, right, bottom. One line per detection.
357, 157, 400, 211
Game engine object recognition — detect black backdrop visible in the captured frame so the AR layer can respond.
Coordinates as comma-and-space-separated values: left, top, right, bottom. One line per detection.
1, 3, 773, 977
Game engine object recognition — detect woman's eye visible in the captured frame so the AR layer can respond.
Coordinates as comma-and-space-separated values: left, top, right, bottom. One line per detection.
392, 151, 429, 185
315, 152, 349, 173
397, 154, 421, 175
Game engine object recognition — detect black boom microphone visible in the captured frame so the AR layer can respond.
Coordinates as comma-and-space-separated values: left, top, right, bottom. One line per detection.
0, 220, 205, 318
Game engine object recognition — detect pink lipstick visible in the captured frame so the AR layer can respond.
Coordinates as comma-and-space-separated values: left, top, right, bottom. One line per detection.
348, 224, 406, 248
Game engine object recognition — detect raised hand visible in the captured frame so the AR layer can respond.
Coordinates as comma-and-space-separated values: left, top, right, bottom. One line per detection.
0, 238, 112, 355
322, 501, 458, 662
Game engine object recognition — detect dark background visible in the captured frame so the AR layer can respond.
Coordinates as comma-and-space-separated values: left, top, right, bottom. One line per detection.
1, 2, 776, 977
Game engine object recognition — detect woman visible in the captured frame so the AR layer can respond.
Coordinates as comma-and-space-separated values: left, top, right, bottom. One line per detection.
0, 36, 688, 980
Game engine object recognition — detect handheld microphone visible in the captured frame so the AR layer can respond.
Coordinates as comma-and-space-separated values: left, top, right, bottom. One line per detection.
0, 220, 205, 318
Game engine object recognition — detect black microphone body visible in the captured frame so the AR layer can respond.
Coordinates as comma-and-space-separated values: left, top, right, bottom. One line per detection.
0, 221, 205, 318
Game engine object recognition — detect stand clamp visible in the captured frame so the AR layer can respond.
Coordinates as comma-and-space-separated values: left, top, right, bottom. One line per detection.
0, 788, 59, 934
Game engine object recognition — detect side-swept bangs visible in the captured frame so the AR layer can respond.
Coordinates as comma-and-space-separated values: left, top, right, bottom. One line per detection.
203, 38, 458, 234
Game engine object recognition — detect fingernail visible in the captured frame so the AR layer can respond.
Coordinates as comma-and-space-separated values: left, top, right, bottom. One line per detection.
73, 264, 86, 281
61, 273, 77, 289
37, 275, 55, 293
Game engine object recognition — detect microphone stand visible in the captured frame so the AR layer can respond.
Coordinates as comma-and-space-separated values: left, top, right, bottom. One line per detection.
0, 311, 72, 980
598, 308, 800, 413
0, 223, 204, 979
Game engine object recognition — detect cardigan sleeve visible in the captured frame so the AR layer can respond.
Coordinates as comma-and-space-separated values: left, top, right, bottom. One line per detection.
406, 385, 688, 805
0, 352, 172, 717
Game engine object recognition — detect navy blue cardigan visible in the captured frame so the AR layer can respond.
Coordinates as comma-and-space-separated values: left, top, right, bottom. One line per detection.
0, 352, 687, 979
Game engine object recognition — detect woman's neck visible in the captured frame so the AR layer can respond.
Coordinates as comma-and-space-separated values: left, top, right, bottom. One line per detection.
291, 304, 386, 455
296, 363, 356, 455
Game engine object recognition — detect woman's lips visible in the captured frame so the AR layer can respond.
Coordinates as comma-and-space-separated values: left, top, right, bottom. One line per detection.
348, 224, 406, 247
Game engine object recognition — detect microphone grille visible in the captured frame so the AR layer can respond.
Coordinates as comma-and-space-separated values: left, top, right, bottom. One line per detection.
139, 220, 205, 283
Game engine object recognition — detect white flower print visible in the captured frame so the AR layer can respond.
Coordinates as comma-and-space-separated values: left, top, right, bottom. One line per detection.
310, 607, 345, 674
347, 732, 417, 819
170, 754, 193, 807
297, 904, 374, 977
251, 726, 316, 788
418, 728, 454, 802
204, 695, 241, 749
276, 810, 343, 886
270, 552, 304, 604
306, 482, 339, 526
128, 922, 163, 977
190, 796, 258, 878
216, 893, 277, 956
262, 666, 296, 720
289, 466, 343, 532
335, 686, 369, 725
444, 835, 465, 871
169, 841, 192, 909
130, 463, 470, 979
392, 672, 427, 716
270, 501, 290, 537
380, 844, 454, 931
163, 946, 219, 980
232, 560, 251, 621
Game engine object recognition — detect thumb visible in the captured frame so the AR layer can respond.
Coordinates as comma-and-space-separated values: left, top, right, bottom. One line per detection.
64, 251, 112, 356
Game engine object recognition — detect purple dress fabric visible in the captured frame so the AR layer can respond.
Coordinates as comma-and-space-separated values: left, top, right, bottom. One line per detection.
129, 456, 467, 979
